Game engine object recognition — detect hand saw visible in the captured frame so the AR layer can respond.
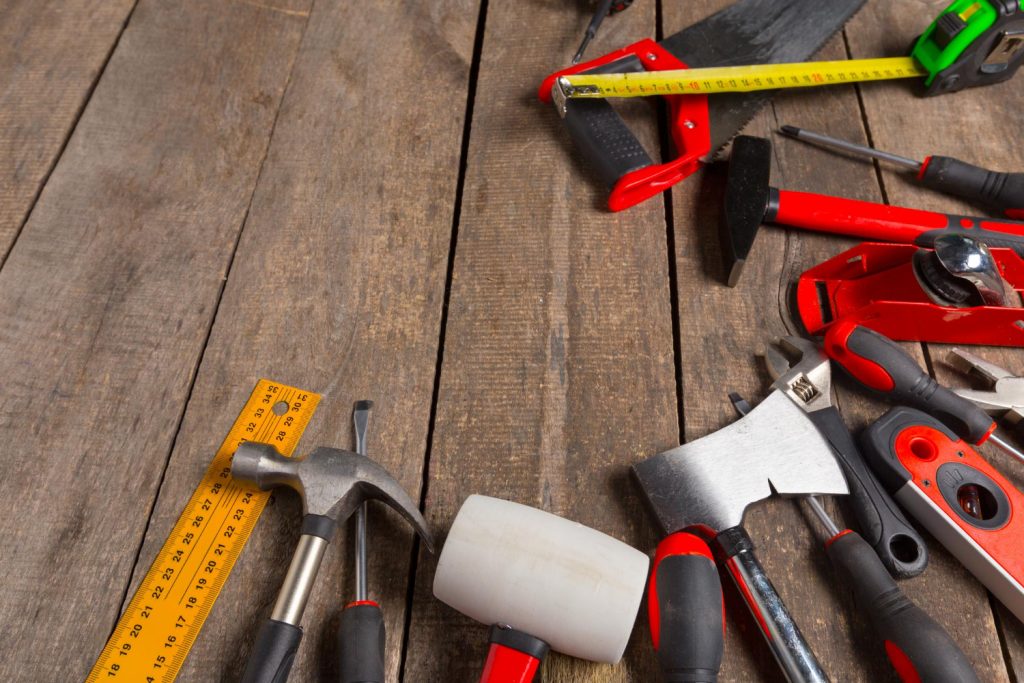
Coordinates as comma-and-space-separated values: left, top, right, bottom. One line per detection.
537, 0, 867, 212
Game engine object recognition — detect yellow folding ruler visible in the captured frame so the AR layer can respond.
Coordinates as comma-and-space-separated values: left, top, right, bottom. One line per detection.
87, 379, 320, 682
556, 56, 928, 99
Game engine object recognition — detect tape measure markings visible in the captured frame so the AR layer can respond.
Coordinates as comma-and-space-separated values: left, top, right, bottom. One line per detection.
559, 57, 930, 98
87, 379, 320, 682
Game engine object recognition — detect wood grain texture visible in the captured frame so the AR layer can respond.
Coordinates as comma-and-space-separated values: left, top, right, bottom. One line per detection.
400, 1, 676, 681
116, 0, 481, 680
0, 1, 309, 679
668, 1, 1009, 680
0, 0, 137, 259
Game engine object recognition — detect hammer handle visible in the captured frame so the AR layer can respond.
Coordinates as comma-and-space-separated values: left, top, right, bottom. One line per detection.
240, 619, 302, 683
772, 189, 1024, 255
479, 626, 549, 683
717, 528, 829, 683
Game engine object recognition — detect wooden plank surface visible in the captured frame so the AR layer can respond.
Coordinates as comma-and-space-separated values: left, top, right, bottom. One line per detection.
119, 0, 481, 679
400, 1, 676, 680
0, 0, 310, 678
1, 0, 1023, 680
0, 0, 136, 259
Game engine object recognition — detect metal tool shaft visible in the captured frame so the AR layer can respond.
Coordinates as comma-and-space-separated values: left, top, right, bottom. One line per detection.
989, 432, 1024, 467
726, 545, 829, 683
806, 496, 841, 537
271, 534, 330, 626
780, 125, 921, 171
353, 401, 373, 602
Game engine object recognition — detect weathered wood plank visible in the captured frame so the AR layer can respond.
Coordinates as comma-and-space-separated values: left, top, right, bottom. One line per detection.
669, 0, 1010, 680
0, 0, 137, 260
0, 1, 310, 679
119, 0, 480, 680
849, 2, 1024, 679
400, 1, 674, 680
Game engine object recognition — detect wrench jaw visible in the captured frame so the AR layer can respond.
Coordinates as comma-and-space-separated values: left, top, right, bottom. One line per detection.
766, 336, 833, 414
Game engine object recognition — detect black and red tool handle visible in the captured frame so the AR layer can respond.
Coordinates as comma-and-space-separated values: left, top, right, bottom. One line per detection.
338, 600, 385, 683
479, 624, 550, 683
805, 406, 928, 578
769, 187, 1024, 256
824, 320, 996, 445
648, 533, 724, 682
821, 528, 978, 683
919, 155, 1024, 219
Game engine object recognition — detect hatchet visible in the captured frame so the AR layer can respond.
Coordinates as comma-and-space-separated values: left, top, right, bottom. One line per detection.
632, 391, 848, 683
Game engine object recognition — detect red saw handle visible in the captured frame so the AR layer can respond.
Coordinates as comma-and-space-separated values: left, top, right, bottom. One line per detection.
538, 40, 710, 212
648, 532, 724, 682
772, 189, 1024, 255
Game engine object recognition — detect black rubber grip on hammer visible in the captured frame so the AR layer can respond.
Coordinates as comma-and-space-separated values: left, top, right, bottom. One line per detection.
921, 156, 1024, 218
561, 55, 653, 189
240, 618, 302, 683
807, 407, 928, 578
338, 602, 386, 683
826, 531, 979, 683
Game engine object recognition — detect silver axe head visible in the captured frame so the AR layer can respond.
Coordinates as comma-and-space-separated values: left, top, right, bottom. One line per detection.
632, 391, 848, 535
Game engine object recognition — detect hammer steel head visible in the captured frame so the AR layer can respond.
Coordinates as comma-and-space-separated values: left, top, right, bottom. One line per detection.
232, 442, 434, 552
632, 391, 848, 535
721, 135, 773, 287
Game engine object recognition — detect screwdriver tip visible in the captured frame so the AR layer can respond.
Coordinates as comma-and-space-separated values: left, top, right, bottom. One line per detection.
354, 399, 374, 411
779, 125, 802, 138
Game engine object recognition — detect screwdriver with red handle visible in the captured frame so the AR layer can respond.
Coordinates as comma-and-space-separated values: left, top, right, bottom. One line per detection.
823, 320, 1024, 466
730, 393, 977, 683
781, 125, 1024, 219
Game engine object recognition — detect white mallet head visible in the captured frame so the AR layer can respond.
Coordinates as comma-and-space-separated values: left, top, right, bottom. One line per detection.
433, 494, 649, 664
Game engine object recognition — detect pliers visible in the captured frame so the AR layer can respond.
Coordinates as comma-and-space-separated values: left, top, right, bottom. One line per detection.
948, 349, 1024, 439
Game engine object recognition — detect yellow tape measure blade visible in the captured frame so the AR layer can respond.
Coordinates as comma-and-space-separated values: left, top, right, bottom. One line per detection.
560, 56, 929, 97
87, 379, 320, 683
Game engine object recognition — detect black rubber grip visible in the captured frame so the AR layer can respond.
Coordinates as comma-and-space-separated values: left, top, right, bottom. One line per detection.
807, 407, 928, 578
563, 98, 653, 189
826, 531, 979, 683
827, 323, 995, 444
338, 603, 385, 683
241, 619, 303, 683
649, 534, 723, 682
921, 156, 1024, 217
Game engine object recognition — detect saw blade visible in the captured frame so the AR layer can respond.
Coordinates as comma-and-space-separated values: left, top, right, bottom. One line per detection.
657, 0, 867, 155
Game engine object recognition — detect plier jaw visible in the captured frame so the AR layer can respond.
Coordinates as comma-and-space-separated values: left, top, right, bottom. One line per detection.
948, 348, 1024, 427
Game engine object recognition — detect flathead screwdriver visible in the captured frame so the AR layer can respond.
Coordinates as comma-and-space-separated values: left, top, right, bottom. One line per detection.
572, 0, 634, 64
803, 497, 978, 683
780, 125, 1024, 219
337, 400, 386, 683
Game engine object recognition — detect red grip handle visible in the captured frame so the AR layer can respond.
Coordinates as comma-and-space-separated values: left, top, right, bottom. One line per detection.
479, 643, 541, 683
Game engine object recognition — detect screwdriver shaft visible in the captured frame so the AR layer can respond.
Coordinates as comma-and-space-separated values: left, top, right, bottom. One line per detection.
989, 431, 1024, 467
780, 125, 921, 172
805, 496, 841, 537
353, 401, 373, 602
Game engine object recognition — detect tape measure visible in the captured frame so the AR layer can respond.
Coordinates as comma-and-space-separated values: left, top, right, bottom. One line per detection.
87, 379, 321, 682
557, 56, 929, 98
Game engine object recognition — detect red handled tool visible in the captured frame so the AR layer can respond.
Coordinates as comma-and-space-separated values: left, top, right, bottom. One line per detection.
722, 135, 1024, 286
862, 408, 1024, 623
823, 320, 1024, 466
780, 125, 1024, 219
804, 497, 977, 683
648, 533, 724, 682
796, 242, 1024, 346
538, 0, 866, 212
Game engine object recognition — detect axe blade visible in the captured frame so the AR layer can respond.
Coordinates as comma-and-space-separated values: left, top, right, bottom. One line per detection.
632, 392, 848, 535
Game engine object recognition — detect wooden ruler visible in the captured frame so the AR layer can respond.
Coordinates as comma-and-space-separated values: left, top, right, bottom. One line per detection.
557, 56, 928, 98
87, 379, 321, 682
